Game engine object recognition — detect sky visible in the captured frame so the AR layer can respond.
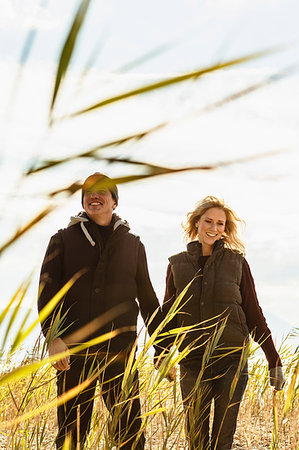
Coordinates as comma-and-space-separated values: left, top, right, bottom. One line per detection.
0, 0, 298, 353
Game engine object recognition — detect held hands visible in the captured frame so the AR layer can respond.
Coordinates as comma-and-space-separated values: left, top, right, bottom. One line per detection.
269, 366, 286, 391
154, 357, 177, 382
48, 337, 70, 371
165, 366, 177, 382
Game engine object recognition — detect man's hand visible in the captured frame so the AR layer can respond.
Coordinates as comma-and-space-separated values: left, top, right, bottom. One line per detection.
154, 357, 177, 382
165, 366, 177, 382
48, 337, 70, 371
269, 366, 286, 391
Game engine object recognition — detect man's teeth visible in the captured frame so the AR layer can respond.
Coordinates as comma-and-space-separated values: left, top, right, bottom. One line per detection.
90, 202, 102, 206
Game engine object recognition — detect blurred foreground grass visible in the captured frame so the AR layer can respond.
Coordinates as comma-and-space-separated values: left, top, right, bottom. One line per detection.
0, 336, 297, 450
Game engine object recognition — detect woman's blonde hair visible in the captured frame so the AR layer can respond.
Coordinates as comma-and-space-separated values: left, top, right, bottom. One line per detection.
183, 195, 245, 254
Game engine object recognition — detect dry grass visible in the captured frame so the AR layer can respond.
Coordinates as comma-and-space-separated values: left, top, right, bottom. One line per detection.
0, 340, 298, 450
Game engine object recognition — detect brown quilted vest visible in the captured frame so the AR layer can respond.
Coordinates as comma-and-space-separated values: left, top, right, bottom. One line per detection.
169, 240, 249, 354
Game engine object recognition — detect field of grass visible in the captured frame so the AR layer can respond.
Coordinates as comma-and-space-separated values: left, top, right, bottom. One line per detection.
0, 334, 297, 450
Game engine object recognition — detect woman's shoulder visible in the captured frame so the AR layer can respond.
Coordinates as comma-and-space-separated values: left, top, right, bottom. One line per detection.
168, 249, 188, 264
223, 246, 244, 259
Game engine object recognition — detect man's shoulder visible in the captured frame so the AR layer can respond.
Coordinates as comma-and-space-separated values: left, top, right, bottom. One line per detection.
50, 223, 81, 241
120, 228, 141, 245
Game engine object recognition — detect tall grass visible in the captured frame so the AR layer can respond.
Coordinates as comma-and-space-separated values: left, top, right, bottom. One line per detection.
1, 1, 298, 448
0, 279, 298, 448
0, 332, 298, 449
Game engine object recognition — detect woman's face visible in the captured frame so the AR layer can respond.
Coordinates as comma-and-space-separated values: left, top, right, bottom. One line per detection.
195, 207, 226, 249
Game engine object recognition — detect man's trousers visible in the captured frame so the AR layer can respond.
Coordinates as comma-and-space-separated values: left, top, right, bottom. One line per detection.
55, 351, 145, 449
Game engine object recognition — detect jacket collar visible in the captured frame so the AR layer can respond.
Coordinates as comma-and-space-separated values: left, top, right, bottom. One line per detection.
68, 212, 129, 230
187, 239, 225, 257
68, 212, 130, 246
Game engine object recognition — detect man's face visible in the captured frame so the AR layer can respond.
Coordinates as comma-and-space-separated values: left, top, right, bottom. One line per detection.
83, 189, 116, 223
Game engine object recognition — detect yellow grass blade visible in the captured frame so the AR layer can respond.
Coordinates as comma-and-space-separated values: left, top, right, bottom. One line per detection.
141, 407, 168, 418
0, 327, 134, 387
0, 206, 54, 256
283, 359, 298, 416
10, 270, 85, 352
0, 278, 31, 326
271, 390, 279, 449
0, 276, 32, 354
3, 369, 98, 427
38, 270, 85, 329
62, 434, 72, 449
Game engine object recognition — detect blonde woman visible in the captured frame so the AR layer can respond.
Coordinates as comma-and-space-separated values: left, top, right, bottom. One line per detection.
163, 196, 285, 450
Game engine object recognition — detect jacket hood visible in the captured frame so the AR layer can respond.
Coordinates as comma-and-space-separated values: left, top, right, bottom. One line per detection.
68, 211, 130, 247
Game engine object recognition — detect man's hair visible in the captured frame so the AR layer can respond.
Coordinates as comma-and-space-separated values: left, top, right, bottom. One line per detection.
81, 173, 119, 206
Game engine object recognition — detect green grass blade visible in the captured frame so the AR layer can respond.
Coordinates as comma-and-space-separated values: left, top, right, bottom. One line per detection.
115, 38, 179, 74
27, 65, 291, 176
76, 32, 108, 87
57, 46, 283, 120
46, 149, 285, 199
50, 0, 91, 116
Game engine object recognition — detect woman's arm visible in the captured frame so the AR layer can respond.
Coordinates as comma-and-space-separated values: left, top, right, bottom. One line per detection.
240, 259, 282, 368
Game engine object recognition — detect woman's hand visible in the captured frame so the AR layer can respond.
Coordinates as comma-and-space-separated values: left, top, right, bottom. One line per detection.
48, 337, 70, 371
269, 366, 286, 391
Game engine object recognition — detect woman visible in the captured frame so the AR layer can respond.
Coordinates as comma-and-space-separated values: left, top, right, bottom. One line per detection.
162, 196, 285, 450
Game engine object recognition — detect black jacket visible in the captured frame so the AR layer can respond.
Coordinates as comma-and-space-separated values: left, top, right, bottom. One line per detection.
38, 212, 164, 354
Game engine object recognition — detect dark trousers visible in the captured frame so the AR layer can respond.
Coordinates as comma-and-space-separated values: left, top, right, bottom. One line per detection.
180, 357, 248, 450
56, 352, 145, 449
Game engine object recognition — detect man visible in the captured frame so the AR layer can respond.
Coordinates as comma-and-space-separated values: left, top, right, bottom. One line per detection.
38, 173, 165, 449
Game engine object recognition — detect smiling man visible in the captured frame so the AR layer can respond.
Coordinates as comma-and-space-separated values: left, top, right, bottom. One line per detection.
38, 172, 164, 449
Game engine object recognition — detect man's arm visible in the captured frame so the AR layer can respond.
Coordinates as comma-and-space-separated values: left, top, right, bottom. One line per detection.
38, 233, 70, 371
136, 242, 164, 336
38, 233, 64, 336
